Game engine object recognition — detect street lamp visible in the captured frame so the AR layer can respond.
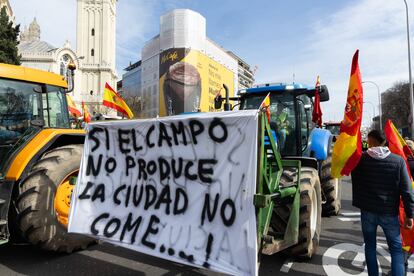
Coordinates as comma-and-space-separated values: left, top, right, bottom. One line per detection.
403, 0, 414, 138
363, 101, 376, 128
362, 81, 382, 130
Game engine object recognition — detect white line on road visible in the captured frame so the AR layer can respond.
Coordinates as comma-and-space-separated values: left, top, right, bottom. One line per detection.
280, 259, 293, 273
340, 212, 360, 216
377, 242, 388, 247
338, 217, 360, 222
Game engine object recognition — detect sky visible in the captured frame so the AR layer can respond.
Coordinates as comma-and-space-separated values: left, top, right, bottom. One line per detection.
11, 0, 414, 126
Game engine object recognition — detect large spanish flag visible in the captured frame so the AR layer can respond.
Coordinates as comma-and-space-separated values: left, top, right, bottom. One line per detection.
384, 120, 414, 253
102, 82, 134, 119
66, 94, 81, 117
331, 50, 363, 178
82, 101, 91, 123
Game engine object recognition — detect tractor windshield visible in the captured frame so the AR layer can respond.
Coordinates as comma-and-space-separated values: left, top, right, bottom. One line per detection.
0, 79, 70, 145
0, 79, 42, 145
241, 93, 297, 156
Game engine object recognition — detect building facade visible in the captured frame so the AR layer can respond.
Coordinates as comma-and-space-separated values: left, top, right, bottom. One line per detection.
227, 51, 255, 90
18, 18, 83, 98
122, 9, 253, 118
76, 0, 118, 111
14, 0, 118, 114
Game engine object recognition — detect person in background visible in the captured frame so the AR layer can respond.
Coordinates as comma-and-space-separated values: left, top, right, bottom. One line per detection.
403, 139, 414, 273
351, 130, 414, 276
273, 104, 290, 150
405, 139, 414, 175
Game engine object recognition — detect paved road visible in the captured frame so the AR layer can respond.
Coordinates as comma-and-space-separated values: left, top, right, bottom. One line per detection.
0, 177, 413, 275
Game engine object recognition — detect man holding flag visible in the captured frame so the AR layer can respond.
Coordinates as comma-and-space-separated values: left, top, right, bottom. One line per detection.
333, 50, 414, 275
351, 130, 414, 276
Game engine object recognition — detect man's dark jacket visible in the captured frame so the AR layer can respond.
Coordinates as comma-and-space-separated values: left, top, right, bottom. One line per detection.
351, 151, 414, 218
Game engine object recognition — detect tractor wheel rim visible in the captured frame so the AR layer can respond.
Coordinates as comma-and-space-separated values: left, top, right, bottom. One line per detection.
54, 170, 78, 227
310, 187, 318, 239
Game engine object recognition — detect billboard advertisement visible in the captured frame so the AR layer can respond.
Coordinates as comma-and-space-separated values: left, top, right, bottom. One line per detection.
159, 48, 235, 116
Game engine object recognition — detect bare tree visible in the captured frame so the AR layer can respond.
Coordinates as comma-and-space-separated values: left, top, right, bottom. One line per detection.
124, 95, 142, 118
381, 81, 412, 131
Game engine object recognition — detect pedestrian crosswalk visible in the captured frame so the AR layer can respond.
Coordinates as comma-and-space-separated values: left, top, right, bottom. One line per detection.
338, 212, 360, 222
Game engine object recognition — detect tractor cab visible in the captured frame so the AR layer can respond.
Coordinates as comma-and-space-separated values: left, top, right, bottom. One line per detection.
239, 83, 329, 157
0, 63, 91, 251
0, 63, 73, 175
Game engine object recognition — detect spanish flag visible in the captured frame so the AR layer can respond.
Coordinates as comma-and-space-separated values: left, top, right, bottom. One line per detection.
66, 94, 81, 118
384, 120, 414, 253
260, 93, 271, 123
102, 82, 134, 119
385, 120, 414, 164
82, 101, 91, 123
331, 50, 363, 178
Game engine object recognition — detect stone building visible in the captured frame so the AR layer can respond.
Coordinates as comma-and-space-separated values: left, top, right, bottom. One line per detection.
14, 0, 118, 113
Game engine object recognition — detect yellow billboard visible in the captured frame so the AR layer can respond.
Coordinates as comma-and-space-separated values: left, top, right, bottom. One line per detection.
159, 48, 234, 116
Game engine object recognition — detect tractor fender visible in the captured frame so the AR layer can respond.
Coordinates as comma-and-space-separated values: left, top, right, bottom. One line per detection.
309, 128, 332, 161
5, 129, 85, 182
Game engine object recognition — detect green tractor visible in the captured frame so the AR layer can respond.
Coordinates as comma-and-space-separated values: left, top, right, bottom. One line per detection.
216, 83, 341, 218
212, 82, 341, 259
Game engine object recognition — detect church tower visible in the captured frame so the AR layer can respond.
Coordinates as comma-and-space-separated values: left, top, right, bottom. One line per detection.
76, 0, 117, 111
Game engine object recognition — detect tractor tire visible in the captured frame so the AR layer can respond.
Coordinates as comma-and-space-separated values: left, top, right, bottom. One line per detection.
270, 169, 296, 236
16, 144, 93, 253
291, 167, 322, 259
320, 155, 342, 217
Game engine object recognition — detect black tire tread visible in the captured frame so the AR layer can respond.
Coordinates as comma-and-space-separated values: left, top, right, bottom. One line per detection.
320, 155, 342, 216
289, 168, 322, 259
270, 167, 322, 259
16, 144, 92, 253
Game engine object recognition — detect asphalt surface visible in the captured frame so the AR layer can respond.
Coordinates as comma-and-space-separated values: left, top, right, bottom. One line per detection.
0, 176, 413, 276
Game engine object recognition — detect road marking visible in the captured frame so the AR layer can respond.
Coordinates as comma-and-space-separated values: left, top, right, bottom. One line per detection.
323, 243, 388, 276
338, 212, 360, 222
280, 259, 293, 273
338, 217, 360, 222
77, 249, 170, 273
340, 212, 360, 216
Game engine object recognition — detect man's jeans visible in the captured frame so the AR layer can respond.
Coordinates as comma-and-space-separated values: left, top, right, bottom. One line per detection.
361, 210, 405, 276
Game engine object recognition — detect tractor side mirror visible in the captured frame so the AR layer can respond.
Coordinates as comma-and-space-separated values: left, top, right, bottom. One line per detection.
30, 119, 45, 127
214, 94, 224, 109
319, 85, 330, 102
66, 62, 76, 93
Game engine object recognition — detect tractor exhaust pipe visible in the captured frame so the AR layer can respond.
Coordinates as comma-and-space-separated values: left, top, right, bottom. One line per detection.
223, 84, 231, 111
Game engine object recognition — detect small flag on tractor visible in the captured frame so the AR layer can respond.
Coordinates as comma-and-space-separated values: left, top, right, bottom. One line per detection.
331, 50, 364, 178
312, 75, 323, 128
384, 120, 414, 254
82, 101, 91, 123
260, 93, 271, 123
102, 82, 134, 119
66, 94, 81, 118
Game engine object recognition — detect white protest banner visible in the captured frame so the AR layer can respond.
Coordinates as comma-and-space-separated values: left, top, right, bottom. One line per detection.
68, 110, 258, 275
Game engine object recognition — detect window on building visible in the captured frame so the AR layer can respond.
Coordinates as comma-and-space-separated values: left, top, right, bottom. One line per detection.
91, 28, 95, 36
91, 49, 94, 56
60, 62, 65, 76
